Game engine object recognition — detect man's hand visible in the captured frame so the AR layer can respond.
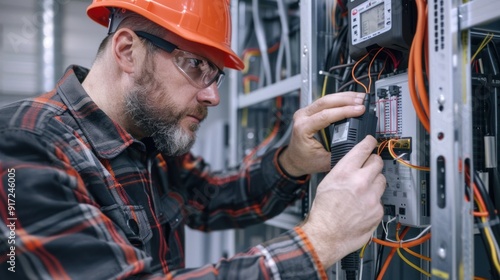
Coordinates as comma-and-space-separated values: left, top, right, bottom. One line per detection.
278, 92, 367, 177
300, 136, 385, 268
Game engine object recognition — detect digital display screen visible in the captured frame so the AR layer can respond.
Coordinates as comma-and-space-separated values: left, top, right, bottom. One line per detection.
360, 3, 385, 37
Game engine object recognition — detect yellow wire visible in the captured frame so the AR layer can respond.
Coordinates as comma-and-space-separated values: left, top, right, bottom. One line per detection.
477, 198, 500, 273
471, 33, 494, 62
396, 249, 431, 277
403, 247, 432, 262
395, 226, 431, 277
388, 139, 430, 171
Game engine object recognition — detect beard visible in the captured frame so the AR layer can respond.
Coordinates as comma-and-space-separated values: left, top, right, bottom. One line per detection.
124, 58, 206, 156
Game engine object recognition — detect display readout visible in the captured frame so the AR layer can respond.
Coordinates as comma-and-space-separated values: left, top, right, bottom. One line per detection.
360, 3, 385, 37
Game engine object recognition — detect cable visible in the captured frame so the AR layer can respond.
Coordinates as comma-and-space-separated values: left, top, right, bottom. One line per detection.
351, 52, 371, 93
252, 0, 273, 86
387, 139, 430, 171
395, 225, 431, 277
376, 227, 410, 280
407, 0, 430, 132
471, 33, 494, 63
367, 48, 385, 93
276, 0, 292, 81
372, 231, 431, 248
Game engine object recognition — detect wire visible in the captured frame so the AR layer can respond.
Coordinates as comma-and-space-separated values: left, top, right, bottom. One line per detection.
276, 0, 292, 81
372, 231, 431, 248
471, 33, 494, 63
397, 247, 431, 277
351, 52, 371, 93
414, 0, 430, 118
465, 163, 500, 274
395, 225, 431, 277
337, 73, 380, 92
243, 97, 283, 164
376, 227, 410, 280
387, 139, 430, 171
320, 75, 331, 152
252, 0, 273, 86
367, 48, 385, 93
407, 0, 430, 132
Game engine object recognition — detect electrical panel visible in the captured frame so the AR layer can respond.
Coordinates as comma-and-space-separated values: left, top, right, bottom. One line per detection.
375, 73, 430, 227
229, 0, 500, 279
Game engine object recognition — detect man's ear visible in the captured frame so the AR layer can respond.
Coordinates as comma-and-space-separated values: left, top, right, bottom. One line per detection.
111, 28, 140, 74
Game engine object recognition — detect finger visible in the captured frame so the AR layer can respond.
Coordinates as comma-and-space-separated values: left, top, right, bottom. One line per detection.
360, 153, 384, 179
299, 92, 366, 117
301, 105, 367, 135
372, 173, 387, 198
334, 135, 378, 170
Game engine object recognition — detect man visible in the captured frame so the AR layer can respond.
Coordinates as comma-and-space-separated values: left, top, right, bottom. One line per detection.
0, 0, 385, 279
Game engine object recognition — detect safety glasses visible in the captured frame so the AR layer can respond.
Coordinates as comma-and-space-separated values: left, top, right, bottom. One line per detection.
134, 31, 225, 89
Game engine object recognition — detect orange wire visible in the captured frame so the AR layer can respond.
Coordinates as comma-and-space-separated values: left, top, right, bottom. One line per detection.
414, 0, 430, 118
243, 96, 283, 164
377, 140, 389, 155
376, 227, 410, 280
368, 47, 385, 93
351, 52, 371, 93
378, 57, 388, 80
372, 232, 431, 248
408, 0, 430, 132
423, 4, 429, 80
395, 224, 432, 262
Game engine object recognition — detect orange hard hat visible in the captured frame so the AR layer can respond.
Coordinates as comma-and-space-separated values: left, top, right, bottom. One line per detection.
87, 0, 244, 70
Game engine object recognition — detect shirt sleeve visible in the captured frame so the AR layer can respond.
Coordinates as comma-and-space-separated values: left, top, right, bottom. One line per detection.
168, 147, 310, 231
0, 129, 324, 280
167, 227, 328, 280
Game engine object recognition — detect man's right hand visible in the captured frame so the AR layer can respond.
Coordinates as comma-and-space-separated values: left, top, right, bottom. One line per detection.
300, 135, 386, 268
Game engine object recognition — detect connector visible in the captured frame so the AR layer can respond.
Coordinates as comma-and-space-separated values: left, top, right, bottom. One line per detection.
377, 137, 412, 160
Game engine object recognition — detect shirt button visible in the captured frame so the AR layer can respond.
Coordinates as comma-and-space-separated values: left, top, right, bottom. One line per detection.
127, 219, 140, 235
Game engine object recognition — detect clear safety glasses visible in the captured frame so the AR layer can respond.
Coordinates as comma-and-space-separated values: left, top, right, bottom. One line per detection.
134, 31, 225, 89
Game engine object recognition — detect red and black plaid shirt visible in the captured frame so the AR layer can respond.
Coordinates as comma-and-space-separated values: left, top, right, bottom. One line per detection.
0, 65, 327, 279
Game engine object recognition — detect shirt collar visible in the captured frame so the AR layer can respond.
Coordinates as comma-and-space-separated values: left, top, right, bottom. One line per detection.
56, 65, 144, 159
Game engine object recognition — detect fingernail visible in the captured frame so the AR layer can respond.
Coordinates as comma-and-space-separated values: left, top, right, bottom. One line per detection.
354, 98, 364, 105
354, 105, 365, 111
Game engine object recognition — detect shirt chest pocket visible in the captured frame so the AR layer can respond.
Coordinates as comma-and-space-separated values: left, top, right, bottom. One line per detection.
101, 204, 153, 248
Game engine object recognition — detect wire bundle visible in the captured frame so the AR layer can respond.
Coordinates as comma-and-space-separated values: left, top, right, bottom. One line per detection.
408, 0, 430, 132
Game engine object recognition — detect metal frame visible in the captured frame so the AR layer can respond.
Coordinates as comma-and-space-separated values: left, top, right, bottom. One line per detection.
231, 0, 500, 278
429, 0, 500, 279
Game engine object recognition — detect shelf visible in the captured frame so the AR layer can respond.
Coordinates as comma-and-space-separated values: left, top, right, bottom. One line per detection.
237, 74, 301, 108
460, 0, 500, 30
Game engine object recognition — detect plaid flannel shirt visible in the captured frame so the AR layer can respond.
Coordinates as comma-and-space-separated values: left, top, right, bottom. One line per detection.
0, 65, 327, 279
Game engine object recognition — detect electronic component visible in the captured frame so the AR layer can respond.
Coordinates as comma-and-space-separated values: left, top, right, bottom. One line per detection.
330, 94, 377, 280
347, 0, 416, 60
330, 94, 378, 167
375, 73, 429, 227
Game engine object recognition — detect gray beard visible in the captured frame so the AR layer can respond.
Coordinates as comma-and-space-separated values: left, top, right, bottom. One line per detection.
124, 84, 197, 156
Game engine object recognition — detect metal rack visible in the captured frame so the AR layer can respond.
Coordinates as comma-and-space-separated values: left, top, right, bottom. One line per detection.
429, 1, 500, 279
229, 0, 500, 278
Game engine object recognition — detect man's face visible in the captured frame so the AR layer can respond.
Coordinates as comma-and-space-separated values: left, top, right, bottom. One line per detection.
124, 52, 209, 156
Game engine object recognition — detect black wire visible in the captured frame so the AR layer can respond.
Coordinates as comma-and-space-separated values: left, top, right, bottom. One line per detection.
474, 170, 497, 219
337, 73, 380, 92
374, 229, 386, 279
474, 170, 500, 247
475, 216, 499, 279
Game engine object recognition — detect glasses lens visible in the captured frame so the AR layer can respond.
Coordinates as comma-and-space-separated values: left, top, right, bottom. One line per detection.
173, 50, 223, 88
